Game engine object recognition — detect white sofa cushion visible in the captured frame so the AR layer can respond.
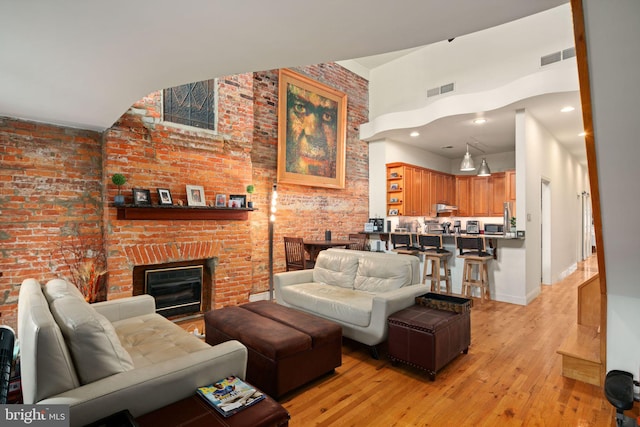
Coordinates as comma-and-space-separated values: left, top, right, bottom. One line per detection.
49, 294, 134, 384
43, 278, 86, 302
18, 279, 80, 403
113, 313, 211, 368
354, 256, 415, 292
312, 251, 359, 289
277, 282, 373, 327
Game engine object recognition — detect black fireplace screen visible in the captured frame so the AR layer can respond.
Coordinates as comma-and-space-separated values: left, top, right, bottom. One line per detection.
145, 266, 202, 317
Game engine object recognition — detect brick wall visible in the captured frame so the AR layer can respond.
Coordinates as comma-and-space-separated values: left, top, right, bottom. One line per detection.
0, 118, 103, 328
0, 63, 369, 329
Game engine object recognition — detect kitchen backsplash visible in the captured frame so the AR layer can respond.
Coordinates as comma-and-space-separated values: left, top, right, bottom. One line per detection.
387, 216, 506, 233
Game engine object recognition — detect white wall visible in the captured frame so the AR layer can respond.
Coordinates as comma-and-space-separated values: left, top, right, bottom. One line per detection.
519, 110, 588, 290
368, 5, 576, 119
582, 0, 640, 375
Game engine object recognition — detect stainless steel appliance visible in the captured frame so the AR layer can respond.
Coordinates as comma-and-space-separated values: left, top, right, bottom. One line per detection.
435, 203, 458, 214
466, 220, 480, 234
424, 220, 443, 234
453, 220, 461, 234
368, 218, 385, 232
484, 224, 504, 235
442, 222, 451, 234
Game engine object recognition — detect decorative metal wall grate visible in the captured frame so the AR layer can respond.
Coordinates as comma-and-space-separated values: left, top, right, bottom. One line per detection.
163, 80, 216, 130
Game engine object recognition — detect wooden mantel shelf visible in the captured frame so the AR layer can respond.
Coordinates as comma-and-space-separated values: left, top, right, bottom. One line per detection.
116, 205, 254, 221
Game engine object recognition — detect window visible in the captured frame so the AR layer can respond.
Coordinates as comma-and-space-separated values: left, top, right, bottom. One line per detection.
163, 79, 217, 131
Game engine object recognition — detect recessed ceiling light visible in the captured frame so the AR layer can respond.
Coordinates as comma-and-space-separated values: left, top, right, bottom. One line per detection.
561, 106, 575, 113
410, 131, 420, 137
473, 118, 486, 125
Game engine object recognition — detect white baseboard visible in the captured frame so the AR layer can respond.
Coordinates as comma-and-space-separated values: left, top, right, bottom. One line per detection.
249, 291, 270, 302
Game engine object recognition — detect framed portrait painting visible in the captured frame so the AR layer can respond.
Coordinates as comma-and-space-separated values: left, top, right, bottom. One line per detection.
277, 69, 347, 189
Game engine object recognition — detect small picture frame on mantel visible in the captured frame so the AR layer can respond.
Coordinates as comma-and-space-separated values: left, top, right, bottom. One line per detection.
215, 194, 227, 208
186, 185, 206, 207
229, 194, 246, 208
157, 188, 173, 206
132, 188, 151, 206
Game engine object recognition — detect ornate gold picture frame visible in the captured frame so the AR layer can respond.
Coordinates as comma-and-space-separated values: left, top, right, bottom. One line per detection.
277, 69, 347, 189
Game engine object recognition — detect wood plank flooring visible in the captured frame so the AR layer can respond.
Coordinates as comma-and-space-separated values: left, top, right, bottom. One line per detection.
179, 255, 615, 426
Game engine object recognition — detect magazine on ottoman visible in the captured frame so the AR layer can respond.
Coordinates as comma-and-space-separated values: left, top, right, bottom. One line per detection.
197, 376, 265, 417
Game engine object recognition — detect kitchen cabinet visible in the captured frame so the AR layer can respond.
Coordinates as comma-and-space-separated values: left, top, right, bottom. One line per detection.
506, 169, 516, 215
471, 177, 490, 216
406, 166, 422, 216
421, 169, 433, 216
489, 172, 506, 216
386, 163, 453, 217
456, 176, 472, 217
444, 174, 456, 207
386, 162, 501, 218
387, 164, 405, 216
456, 172, 509, 217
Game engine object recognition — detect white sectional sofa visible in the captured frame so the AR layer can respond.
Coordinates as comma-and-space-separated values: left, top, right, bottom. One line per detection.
18, 278, 248, 427
274, 249, 426, 357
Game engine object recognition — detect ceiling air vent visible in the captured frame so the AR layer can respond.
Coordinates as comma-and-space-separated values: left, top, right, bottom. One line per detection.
541, 51, 562, 66
427, 87, 441, 98
427, 82, 455, 98
440, 82, 455, 94
562, 47, 576, 60
541, 46, 576, 67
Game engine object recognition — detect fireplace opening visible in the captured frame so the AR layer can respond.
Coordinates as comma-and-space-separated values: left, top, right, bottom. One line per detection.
145, 266, 202, 318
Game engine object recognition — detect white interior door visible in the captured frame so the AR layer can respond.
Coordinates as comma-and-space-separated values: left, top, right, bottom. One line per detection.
581, 192, 592, 259
541, 179, 551, 285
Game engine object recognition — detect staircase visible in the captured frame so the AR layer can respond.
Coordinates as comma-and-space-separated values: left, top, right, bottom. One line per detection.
557, 273, 604, 386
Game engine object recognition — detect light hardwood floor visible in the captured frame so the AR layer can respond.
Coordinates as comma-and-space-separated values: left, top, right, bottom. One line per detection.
180, 255, 615, 426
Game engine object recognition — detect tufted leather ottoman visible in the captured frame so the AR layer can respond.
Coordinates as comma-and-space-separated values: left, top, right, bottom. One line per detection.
204, 301, 342, 398
388, 304, 470, 380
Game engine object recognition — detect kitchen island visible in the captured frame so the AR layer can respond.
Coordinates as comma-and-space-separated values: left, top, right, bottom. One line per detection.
437, 234, 527, 305
362, 232, 528, 305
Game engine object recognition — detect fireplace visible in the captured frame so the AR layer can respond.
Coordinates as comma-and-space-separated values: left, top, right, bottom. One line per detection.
132, 258, 215, 318
145, 266, 202, 317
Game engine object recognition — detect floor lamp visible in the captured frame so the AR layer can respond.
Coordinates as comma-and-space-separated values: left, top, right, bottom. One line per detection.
268, 183, 277, 301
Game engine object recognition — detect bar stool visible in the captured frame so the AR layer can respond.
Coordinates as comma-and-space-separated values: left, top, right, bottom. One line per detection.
456, 236, 492, 301
418, 234, 451, 293
390, 233, 419, 256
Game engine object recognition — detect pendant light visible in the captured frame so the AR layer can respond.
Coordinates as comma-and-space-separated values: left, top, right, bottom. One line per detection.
460, 142, 492, 176
460, 143, 475, 171
477, 158, 491, 176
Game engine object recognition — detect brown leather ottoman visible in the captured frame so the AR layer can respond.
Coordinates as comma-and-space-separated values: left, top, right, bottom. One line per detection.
136, 393, 289, 427
205, 301, 342, 398
388, 304, 470, 380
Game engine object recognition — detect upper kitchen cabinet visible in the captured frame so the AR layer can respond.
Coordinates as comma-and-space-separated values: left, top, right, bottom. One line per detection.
471, 176, 490, 216
489, 172, 506, 216
455, 171, 513, 217
456, 176, 472, 217
506, 169, 516, 214
386, 163, 424, 216
421, 169, 434, 217
386, 162, 451, 217
405, 166, 423, 216
430, 171, 456, 216
387, 163, 405, 216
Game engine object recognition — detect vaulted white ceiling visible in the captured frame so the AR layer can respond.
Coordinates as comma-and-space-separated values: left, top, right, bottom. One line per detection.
0, 0, 567, 132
